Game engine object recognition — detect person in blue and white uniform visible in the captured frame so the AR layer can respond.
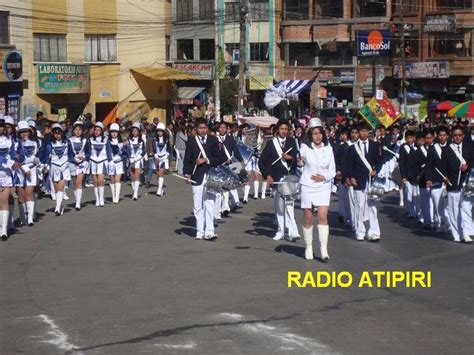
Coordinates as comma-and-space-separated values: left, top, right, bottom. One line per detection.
68, 120, 90, 210
88, 122, 111, 207
151, 122, 169, 197
15, 121, 42, 226
0, 117, 17, 240
127, 122, 146, 200
4, 116, 18, 233
107, 123, 126, 204
298, 118, 336, 262
43, 123, 71, 216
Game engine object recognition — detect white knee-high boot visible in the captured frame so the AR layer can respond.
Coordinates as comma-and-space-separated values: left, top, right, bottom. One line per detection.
1, 210, 9, 239
110, 183, 115, 203
26, 201, 35, 225
99, 186, 105, 206
19, 203, 27, 225
399, 188, 404, 207
94, 187, 100, 206
133, 181, 139, 199
157, 177, 164, 196
114, 182, 121, 203
253, 181, 259, 199
302, 225, 314, 260
261, 181, 267, 199
243, 185, 250, 202
55, 191, 64, 215
8, 204, 14, 230
318, 224, 330, 262
75, 188, 82, 209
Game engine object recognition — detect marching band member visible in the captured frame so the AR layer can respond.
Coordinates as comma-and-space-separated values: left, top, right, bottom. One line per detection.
43, 124, 71, 216
4, 116, 17, 232
151, 123, 169, 197
415, 130, 435, 228
15, 121, 41, 226
183, 119, 226, 240
399, 130, 417, 218
335, 128, 351, 226
346, 126, 359, 233
0, 118, 17, 240
107, 123, 125, 204
216, 122, 244, 216
346, 122, 383, 242
242, 126, 262, 203
441, 126, 473, 243
68, 121, 89, 211
88, 122, 110, 207
425, 126, 449, 233
127, 122, 146, 200
259, 119, 299, 241
298, 118, 335, 261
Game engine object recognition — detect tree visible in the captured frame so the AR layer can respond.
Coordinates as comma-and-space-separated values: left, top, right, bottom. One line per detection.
211, 79, 239, 115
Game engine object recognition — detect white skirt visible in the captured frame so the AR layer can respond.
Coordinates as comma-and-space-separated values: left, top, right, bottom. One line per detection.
0, 168, 13, 188
90, 160, 108, 175
150, 158, 169, 171
245, 156, 260, 172
109, 161, 124, 176
70, 161, 89, 176
50, 164, 71, 182
15, 167, 38, 187
300, 183, 332, 208
130, 159, 144, 170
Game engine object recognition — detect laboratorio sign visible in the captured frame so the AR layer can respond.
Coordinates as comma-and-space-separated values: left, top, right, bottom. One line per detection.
38, 64, 89, 75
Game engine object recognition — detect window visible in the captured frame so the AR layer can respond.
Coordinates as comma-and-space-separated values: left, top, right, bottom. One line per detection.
166, 36, 171, 61
437, 0, 472, 10
225, 2, 239, 21
250, 0, 269, 21
200, 39, 215, 60
177, 0, 193, 21
288, 43, 316, 66
315, 0, 343, 19
177, 39, 194, 60
33, 34, 67, 62
392, 0, 419, 14
429, 31, 472, 57
283, 0, 309, 20
395, 32, 419, 59
85, 35, 117, 62
250, 42, 269, 61
199, 0, 214, 20
318, 42, 353, 66
0, 12, 9, 45
353, 0, 387, 17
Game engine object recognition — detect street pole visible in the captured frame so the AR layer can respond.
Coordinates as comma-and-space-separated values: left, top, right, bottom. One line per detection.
214, 0, 221, 122
237, 0, 248, 118
372, 56, 376, 97
400, 0, 408, 119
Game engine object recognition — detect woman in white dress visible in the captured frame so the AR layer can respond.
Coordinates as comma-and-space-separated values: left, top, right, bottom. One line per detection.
68, 121, 89, 210
298, 118, 336, 262
107, 123, 125, 204
88, 122, 110, 207
127, 122, 146, 200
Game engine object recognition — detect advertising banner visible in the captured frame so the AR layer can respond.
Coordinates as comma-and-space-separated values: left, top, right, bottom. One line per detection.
423, 15, 456, 33
356, 30, 393, 57
37, 64, 90, 94
173, 62, 214, 80
0, 50, 22, 82
393, 62, 449, 79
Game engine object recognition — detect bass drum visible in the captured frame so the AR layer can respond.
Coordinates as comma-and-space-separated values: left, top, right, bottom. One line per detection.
390, 166, 402, 186
368, 176, 386, 201
205, 165, 240, 193
464, 168, 474, 197
277, 175, 300, 199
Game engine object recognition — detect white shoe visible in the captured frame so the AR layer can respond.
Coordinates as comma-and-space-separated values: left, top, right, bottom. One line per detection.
368, 234, 381, 242
85, 183, 94, 187
463, 235, 472, 243
63, 193, 69, 201
273, 232, 284, 241
195, 233, 204, 240
356, 235, 365, 241
204, 234, 218, 241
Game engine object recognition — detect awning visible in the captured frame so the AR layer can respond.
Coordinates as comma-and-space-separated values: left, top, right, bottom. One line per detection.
239, 116, 278, 128
130, 67, 199, 81
274, 80, 311, 95
178, 87, 205, 99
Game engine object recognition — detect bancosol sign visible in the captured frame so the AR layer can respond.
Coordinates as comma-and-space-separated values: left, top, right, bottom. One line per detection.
356, 30, 393, 57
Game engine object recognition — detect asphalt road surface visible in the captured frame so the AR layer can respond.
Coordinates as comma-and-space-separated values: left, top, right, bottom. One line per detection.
0, 178, 473, 355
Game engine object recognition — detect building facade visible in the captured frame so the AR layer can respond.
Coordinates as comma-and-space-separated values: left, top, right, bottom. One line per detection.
0, 0, 171, 122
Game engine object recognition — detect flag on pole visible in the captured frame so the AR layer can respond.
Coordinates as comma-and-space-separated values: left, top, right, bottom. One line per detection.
358, 93, 401, 128
102, 104, 119, 127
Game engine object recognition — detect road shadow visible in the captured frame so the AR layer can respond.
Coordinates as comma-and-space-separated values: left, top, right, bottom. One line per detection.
174, 227, 196, 238
244, 212, 276, 239
274, 244, 304, 259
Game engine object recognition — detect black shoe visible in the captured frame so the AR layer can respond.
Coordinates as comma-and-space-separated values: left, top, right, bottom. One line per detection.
28, 223, 34, 227
1, 234, 7, 241
132, 197, 137, 201
75, 207, 81, 211
55, 211, 60, 216
252, 196, 258, 200
321, 257, 329, 263
222, 210, 230, 217
243, 200, 248, 205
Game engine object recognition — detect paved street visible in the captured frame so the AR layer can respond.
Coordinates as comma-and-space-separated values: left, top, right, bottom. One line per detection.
0, 178, 473, 355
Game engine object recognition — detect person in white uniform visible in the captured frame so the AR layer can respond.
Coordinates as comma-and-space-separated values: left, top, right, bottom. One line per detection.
151, 123, 169, 197
68, 120, 89, 210
107, 123, 125, 204
298, 118, 336, 261
127, 122, 147, 200
88, 122, 110, 207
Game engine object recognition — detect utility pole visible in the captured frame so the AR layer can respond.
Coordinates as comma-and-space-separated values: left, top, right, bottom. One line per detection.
400, 0, 408, 119
214, 0, 221, 122
237, 0, 248, 118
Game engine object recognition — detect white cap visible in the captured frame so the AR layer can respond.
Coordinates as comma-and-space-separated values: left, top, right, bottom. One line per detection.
73, 120, 84, 127
156, 122, 166, 131
109, 123, 120, 132
25, 116, 35, 122
95, 122, 104, 130
3, 116, 14, 126
132, 122, 141, 130
28, 120, 37, 129
307, 117, 323, 129
17, 121, 30, 132
52, 123, 62, 131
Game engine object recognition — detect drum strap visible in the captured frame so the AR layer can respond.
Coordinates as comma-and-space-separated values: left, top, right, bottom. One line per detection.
218, 135, 232, 161
434, 143, 442, 160
273, 137, 289, 171
195, 136, 209, 161
404, 145, 410, 154
420, 146, 427, 157
450, 144, 466, 166
355, 141, 372, 173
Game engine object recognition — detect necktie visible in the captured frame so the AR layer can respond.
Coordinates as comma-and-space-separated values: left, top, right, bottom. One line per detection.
201, 136, 205, 144
363, 142, 368, 155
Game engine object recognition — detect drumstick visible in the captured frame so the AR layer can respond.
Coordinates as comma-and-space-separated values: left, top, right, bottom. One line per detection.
192, 151, 201, 175
382, 146, 400, 159
172, 173, 197, 184
435, 167, 452, 186
272, 148, 293, 166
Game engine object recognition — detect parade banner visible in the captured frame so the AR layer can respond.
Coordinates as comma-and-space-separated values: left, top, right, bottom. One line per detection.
37, 64, 90, 94
359, 94, 401, 128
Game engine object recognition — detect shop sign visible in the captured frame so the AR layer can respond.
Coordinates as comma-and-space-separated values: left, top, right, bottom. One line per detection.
0, 50, 22, 82
318, 68, 355, 83
393, 62, 449, 79
249, 76, 273, 90
356, 30, 393, 57
423, 15, 456, 33
173, 62, 214, 80
37, 64, 90, 94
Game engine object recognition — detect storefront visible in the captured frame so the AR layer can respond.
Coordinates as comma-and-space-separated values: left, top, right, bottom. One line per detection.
317, 68, 356, 108
0, 50, 23, 122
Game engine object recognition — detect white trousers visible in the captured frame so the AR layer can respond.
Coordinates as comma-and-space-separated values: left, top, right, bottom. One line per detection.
274, 189, 298, 237
404, 182, 419, 218
338, 183, 351, 224
353, 189, 380, 237
419, 187, 433, 226
348, 186, 357, 230
430, 187, 447, 229
214, 192, 222, 218
446, 191, 473, 240
192, 183, 216, 236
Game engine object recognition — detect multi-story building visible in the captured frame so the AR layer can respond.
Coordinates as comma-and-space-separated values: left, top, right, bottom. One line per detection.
0, 0, 171, 122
